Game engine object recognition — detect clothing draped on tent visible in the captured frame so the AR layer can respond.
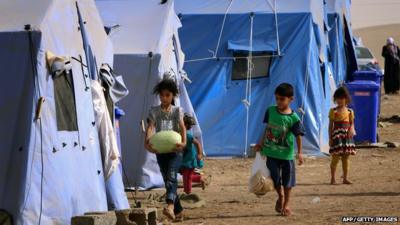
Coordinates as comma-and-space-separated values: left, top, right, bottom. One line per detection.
91, 80, 120, 180
0, 1, 129, 224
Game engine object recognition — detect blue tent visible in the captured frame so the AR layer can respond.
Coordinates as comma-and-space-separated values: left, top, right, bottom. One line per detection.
326, 0, 358, 84
175, 0, 335, 156
0, 1, 128, 224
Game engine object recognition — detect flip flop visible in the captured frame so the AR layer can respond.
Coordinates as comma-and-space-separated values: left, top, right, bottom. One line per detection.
275, 199, 282, 213
163, 207, 175, 220
174, 212, 184, 222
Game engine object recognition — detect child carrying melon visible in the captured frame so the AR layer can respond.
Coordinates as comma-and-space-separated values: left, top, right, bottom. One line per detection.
144, 78, 186, 221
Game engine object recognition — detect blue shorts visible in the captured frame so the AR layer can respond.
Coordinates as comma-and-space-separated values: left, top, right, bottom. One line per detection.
266, 157, 296, 188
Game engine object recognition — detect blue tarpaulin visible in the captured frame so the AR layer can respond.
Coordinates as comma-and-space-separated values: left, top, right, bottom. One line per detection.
179, 12, 329, 156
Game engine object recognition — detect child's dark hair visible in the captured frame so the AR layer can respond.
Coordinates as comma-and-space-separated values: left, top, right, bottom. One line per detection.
275, 83, 294, 97
153, 79, 179, 96
333, 86, 351, 103
183, 113, 196, 129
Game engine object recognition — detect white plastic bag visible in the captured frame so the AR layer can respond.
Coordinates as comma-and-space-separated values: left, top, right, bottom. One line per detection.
249, 152, 274, 196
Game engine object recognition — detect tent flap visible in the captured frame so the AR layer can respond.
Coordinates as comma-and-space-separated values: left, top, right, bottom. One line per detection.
227, 39, 276, 52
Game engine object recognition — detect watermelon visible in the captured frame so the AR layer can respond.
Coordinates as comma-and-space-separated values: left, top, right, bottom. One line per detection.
149, 130, 182, 153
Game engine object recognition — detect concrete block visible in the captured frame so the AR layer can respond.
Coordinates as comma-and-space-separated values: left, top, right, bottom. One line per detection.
115, 208, 157, 225
72, 211, 117, 225
115, 210, 136, 225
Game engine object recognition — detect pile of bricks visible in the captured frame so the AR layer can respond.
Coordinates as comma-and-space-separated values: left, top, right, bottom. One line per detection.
71, 208, 157, 225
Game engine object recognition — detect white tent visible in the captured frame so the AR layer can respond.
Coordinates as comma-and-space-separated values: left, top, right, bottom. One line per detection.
0, 0, 128, 224
96, 0, 201, 189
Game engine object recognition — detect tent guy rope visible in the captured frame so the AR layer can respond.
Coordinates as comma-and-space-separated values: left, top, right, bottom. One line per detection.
243, 13, 254, 157
214, 0, 234, 58
184, 0, 282, 63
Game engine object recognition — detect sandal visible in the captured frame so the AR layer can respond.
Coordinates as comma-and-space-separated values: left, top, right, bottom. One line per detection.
281, 207, 292, 216
174, 212, 184, 222
163, 207, 175, 220
275, 199, 282, 213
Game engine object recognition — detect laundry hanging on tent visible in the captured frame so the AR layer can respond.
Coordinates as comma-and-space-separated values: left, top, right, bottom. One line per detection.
99, 63, 129, 103
91, 80, 120, 180
46, 51, 73, 76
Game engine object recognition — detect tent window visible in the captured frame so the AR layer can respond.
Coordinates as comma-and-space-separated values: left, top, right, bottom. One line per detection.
232, 51, 271, 80
53, 71, 78, 131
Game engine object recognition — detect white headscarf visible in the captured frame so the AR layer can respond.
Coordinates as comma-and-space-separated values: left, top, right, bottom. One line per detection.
387, 37, 394, 45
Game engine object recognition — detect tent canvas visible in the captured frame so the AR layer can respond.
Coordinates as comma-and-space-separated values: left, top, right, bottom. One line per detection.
0, 0, 128, 224
175, 0, 335, 156
96, 0, 201, 189
326, 0, 358, 84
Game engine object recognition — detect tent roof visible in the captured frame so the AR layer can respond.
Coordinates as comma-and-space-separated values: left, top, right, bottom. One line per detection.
326, 0, 351, 15
175, 0, 325, 34
96, 0, 181, 54
175, 0, 322, 15
0, 0, 52, 31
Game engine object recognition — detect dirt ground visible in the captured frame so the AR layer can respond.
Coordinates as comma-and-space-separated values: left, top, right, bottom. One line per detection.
131, 94, 400, 225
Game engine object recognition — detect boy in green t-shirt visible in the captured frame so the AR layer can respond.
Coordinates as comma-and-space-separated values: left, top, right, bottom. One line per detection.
256, 83, 304, 216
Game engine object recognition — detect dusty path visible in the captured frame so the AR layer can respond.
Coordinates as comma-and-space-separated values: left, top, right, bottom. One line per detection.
131, 94, 400, 225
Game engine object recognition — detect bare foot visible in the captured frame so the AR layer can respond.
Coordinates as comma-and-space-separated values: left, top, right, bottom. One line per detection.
201, 175, 212, 190
343, 179, 353, 184
201, 179, 206, 190
281, 207, 292, 216
330, 178, 337, 185
163, 207, 175, 220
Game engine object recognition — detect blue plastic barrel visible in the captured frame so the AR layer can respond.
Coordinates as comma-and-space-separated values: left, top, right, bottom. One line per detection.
352, 70, 383, 84
346, 81, 380, 143
352, 70, 383, 114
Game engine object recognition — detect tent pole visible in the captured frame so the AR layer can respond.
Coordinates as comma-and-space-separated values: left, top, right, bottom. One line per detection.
273, 0, 281, 56
25, 24, 44, 225
244, 13, 254, 158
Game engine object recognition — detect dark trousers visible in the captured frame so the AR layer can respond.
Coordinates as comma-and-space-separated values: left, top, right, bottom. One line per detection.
156, 153, 183, 214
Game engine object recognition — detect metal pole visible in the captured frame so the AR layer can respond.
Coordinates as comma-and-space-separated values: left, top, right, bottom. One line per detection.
273, 0, 281, 56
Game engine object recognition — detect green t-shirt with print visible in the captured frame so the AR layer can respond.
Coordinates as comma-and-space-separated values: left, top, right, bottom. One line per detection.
261, 106, 304, 160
